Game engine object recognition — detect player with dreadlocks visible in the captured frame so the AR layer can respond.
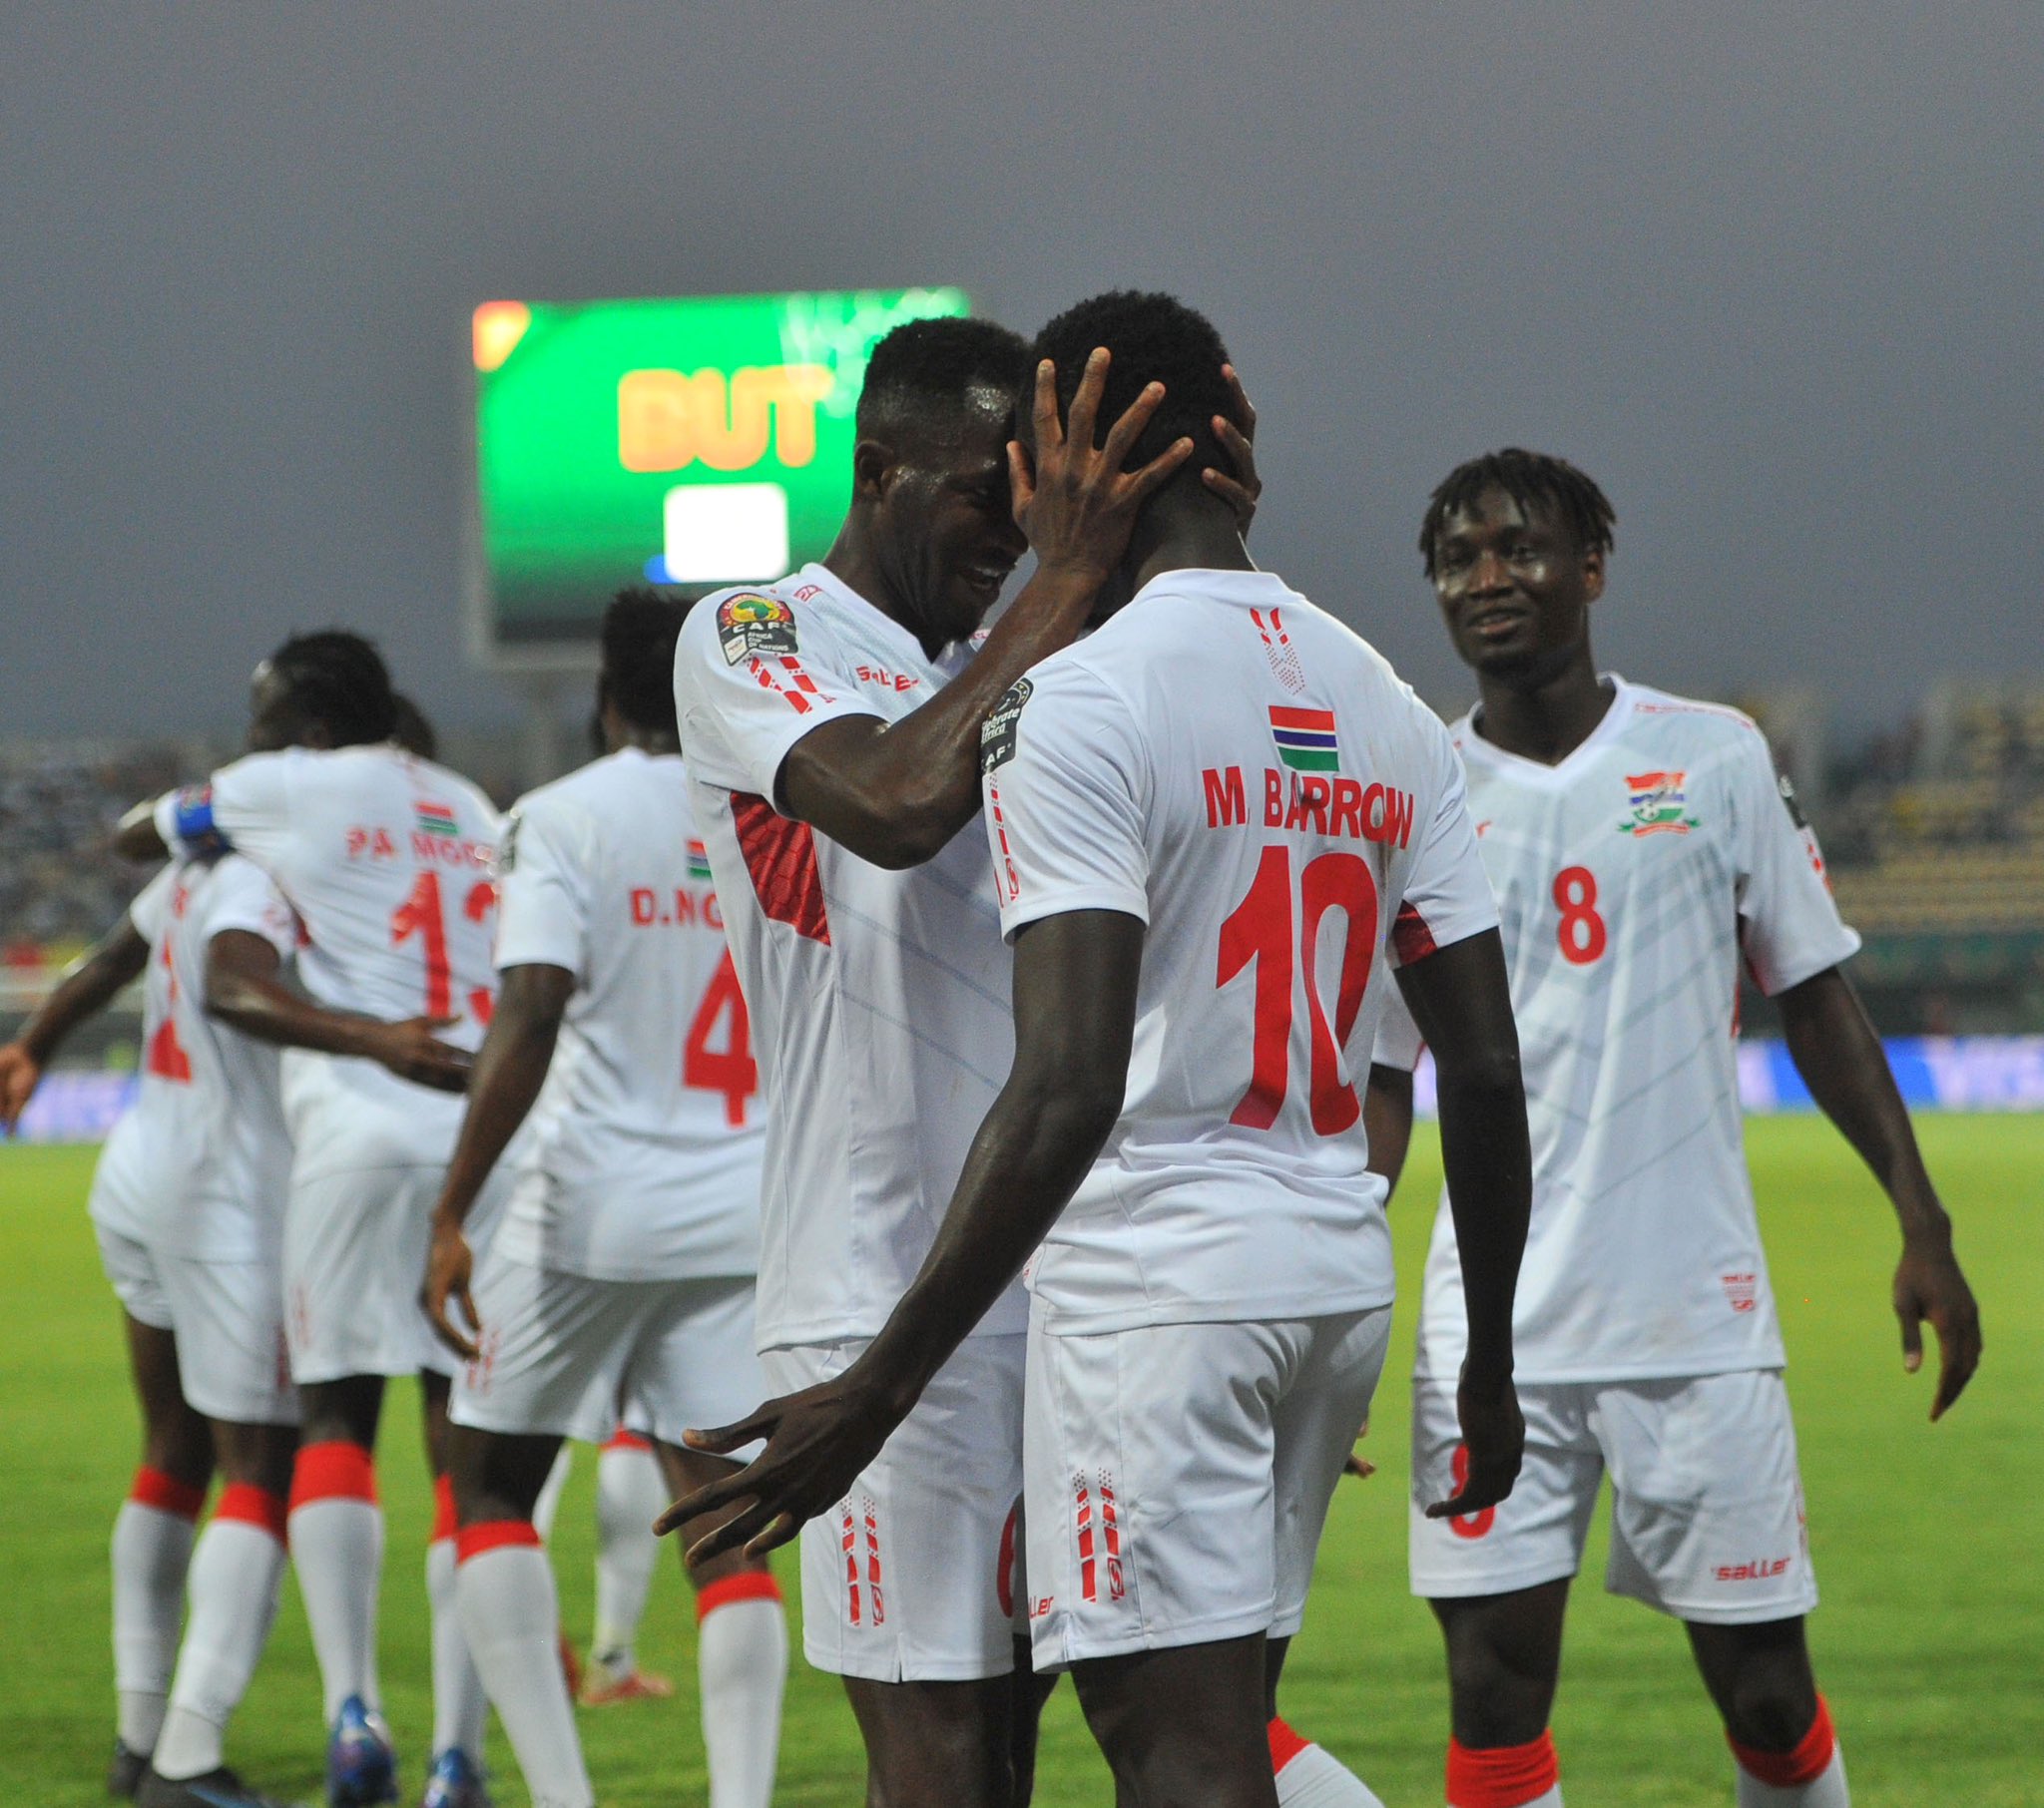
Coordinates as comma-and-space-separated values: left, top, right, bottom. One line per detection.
119, 629, 509, 1808
1366, 448, 1982, 1808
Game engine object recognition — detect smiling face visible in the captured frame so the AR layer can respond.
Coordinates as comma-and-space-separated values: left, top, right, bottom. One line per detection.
863, 380, 1027, 651
1429, 484, 1605, 682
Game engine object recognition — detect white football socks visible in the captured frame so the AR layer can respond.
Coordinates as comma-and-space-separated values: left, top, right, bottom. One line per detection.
427, 1528, 489, 1763
695, 1577, 786, 1808
1736, 1750, 1848, 1806
592, 1439, 666, 1671
1270, 1720, 1386, 1807
1732, 1699, 1849, 1806
287, 1442, 383, 1723
456, 1526, 593, 1808
112, 1471, 204, 1754
151, 1493, 288, 1780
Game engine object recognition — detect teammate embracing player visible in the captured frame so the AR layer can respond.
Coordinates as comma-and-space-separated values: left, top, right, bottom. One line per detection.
122, 633, 506, 1808
1370, 449, 1983, 1808
668, 291, 1536, 1808
420, 591, 785, 1808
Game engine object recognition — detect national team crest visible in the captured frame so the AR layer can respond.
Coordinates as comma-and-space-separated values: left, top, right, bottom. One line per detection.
1618, 770, 1699, 836
717, 592, 798, 666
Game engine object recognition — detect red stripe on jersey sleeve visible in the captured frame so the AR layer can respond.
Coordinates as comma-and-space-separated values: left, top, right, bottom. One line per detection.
731, 792, 831, 945
1391, 902, 1438, 964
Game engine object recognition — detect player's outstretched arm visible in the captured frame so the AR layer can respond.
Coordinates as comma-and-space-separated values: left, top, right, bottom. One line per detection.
1362, 1063, 1416, 1197
0, 918, 151, 1131
420, 963, 573, 1359
1776, 964, 1982, 1418
1395, 928, 1530, 1522
659, 908, 1142, 1564
204, 930, 471, 1093
777, 351, 1193, 869
114, 799, 171, 862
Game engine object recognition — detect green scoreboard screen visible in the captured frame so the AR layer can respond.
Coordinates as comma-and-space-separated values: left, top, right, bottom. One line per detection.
467, 287, 971, 666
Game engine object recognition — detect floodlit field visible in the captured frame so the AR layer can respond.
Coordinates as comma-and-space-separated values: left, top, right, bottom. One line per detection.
3, 1117, 2039, 1807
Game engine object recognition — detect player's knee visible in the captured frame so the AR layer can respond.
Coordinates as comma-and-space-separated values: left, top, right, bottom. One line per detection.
145, 1411, 214, 1488
1444, 1638, 1551, 1749
1721, 1668, 1820, 1753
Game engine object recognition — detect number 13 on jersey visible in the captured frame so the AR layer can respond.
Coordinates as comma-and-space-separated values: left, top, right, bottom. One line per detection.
1218, 845, 1380, 1135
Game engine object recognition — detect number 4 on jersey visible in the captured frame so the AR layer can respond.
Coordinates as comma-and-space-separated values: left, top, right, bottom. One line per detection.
684, 951, 757, 1127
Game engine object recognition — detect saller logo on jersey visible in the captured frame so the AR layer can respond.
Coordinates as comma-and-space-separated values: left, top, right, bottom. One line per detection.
1618, 770, 1699, 835
980, 678, 1032, 773
717, 593, 798, 666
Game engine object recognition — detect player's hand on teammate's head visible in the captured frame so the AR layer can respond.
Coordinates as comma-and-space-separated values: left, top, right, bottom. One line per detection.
1199, 363, 1261, 535
1893, 1238, 1983, 1420
368, 1015, 472, 1094
1426, 1368, 1523, 1522
1008, 347, 1195, 588
420, 1211, 482, 1361
0, 1043, 42, 1133
655, 1370, 908, 1567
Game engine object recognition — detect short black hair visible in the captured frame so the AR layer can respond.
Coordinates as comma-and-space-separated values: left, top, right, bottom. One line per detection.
856, 316, 1031, 440
1419, 449, 1616, 579
1032, 290, 1236, 483
390, 694, 437, 760
266, 630, 397, 746
600, 587, 688, 735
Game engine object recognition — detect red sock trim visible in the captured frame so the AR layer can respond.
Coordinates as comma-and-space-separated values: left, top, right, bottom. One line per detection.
454, 1519, 543, 1565
287, 1441, 377, 1513
1731, 1696, 1837, 1789
1268, 1716, 1311, 1775
430, 1474, 457, 1544
603, 1429, 652, 1453
215, 1482, 289, 1545
131, 1466, 207, 1521
1447, 1731, 1559, 1808
695, 1571, 783, 1621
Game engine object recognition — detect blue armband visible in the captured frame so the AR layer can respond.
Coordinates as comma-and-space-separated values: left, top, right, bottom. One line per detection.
170, 785, 228, 856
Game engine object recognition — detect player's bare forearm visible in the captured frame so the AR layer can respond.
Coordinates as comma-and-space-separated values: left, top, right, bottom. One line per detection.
432, 964, 571, 1233
114, 800, 170, 862
1778, 963, 1982, 1414
779, 565, 1100, 869
13, 920, 150, 1065
1394, 930, 1529, 1378
1363, 1064, 1416, 1197
1778, 965, 1949, 1240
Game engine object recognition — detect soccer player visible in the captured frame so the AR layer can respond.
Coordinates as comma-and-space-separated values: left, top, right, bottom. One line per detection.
1369, 449, 1983, 1808
419, 591, 784, 1808
119, 633, 503, 1808
665, 290, 1535, 1808
668, 314, 1209, 1807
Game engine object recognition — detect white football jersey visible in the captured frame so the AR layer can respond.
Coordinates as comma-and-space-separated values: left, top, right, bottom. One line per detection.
1377, 678, 1861, 1382
673, 562, 1025, 1350
156, 743, 503, 1175
486, 747, 765, 1283
84, 867, 184, 1244
139, 855, 296, 1261
981, 568, 1498, 1336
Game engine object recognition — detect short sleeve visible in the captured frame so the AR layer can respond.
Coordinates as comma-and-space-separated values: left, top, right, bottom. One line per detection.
491, 796, 593, 979
1728, 729, 1860, 996
199, 855, 298, 960
981, 665, 1152, 941
673, 589, 883, 809
126, 866, 181, 943
1387, 721, 1498, 967
154, 752, 293, 864
1371, 981, 1425, 1073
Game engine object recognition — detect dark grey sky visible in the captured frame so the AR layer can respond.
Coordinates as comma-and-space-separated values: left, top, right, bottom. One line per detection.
5, 3, 2038, 741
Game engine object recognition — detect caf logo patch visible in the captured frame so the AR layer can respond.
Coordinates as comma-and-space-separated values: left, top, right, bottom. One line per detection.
717, 592, 799, 667
980, 678, 1033, 774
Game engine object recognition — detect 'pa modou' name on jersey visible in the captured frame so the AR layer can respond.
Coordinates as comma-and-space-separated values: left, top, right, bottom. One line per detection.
1202, 766, 1418, 847
344, 825, 494, 869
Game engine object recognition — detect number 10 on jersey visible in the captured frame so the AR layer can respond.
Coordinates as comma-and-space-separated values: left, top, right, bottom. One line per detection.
1218, 845, 1380, 1136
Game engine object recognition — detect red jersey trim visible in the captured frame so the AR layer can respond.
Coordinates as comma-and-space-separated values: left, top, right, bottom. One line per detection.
1391, 902, 1439, 965
732, 792, 831, 945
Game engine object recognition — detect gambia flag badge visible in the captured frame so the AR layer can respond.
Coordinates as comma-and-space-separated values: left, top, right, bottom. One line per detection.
687, 839, 714, 883
1270, 705, 1338, 772
416, 800, 459, 839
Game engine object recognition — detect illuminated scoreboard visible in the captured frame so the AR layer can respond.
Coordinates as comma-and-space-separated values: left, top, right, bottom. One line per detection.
466, 287, 971, 666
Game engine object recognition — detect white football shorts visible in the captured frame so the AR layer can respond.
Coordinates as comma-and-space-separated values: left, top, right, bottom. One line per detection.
1408, 1369, 1818, 1625
764, 1333, 1027, 1683
450, 1250, 766, 1451
94, 1221, 173, 1331
284, 1162, 511, 1384
1024, 1307, 1391, 1671
156, 1240, 298, 1427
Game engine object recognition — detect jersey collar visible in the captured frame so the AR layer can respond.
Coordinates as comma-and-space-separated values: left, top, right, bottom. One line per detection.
789, 562, 962, 674
1455, 674, 1639, 786
1120, 566, 1290, 618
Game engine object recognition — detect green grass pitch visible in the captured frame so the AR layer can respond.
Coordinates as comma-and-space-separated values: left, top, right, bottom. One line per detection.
3, 1116, 2040, 1806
